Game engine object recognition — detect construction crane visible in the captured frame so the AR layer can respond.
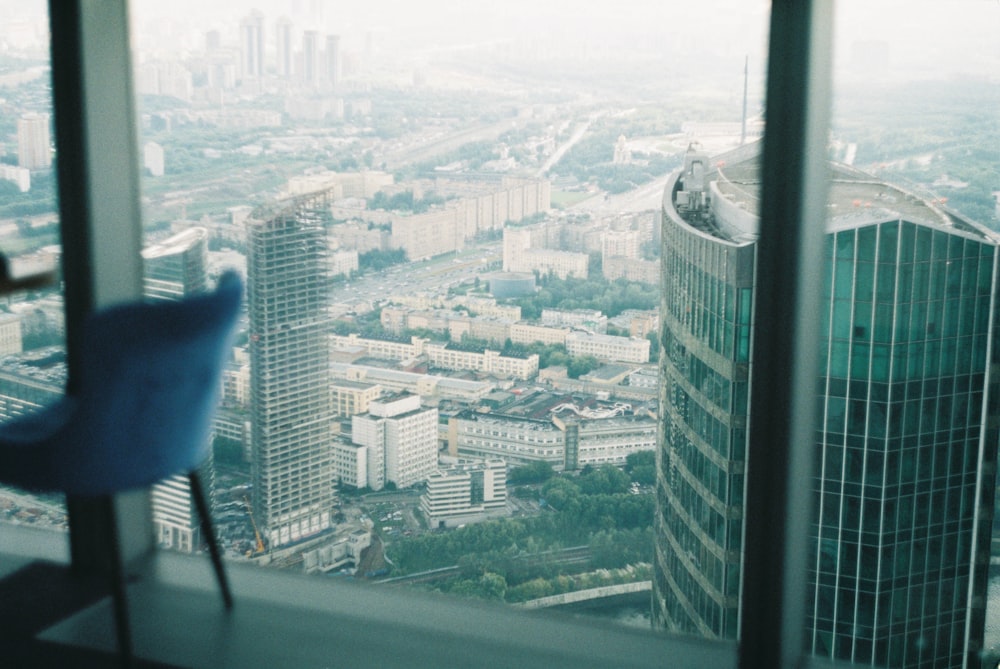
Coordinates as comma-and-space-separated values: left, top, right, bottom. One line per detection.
244, 496, 265, 556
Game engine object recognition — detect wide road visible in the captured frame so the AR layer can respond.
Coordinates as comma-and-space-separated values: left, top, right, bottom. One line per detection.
570, 173, 670, 215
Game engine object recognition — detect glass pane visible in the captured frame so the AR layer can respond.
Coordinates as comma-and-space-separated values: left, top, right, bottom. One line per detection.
127, 0, 767, 639
817, 1, 1000, 667
0, 1, 67, 533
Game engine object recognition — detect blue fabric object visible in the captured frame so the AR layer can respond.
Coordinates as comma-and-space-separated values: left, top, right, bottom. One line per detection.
0, 271, 242, 496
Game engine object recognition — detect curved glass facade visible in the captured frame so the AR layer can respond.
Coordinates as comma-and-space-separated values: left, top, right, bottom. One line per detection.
655, 148, 1000, 668
654, 166, 756, 639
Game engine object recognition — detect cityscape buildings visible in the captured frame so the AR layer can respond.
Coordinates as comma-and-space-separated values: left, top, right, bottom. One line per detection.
247, 191, 336, 548
654, 144, 1000, 667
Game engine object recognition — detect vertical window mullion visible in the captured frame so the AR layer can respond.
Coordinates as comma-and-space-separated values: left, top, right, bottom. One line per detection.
739, 1, 835, 668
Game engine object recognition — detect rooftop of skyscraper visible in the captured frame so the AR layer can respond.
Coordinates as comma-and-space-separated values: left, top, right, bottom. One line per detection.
673, 143, 1000, 246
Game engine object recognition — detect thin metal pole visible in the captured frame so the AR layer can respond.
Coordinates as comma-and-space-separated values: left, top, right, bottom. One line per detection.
739, 1, 834, 668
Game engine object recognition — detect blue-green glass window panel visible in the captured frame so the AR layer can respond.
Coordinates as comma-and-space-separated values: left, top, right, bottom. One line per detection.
960, 253, 978, 294
947, 234, 964, 260
945, 258, 962, 297
851, 342, 871, 378
873, 303, 894, 343
907, 342, 924, 378
834, 258, 854, 298
910, 301, 928, 338
878, 222, 899, 262
892, 345, 908, 382
898, 222, 915, 259
826, 396, 847, 432
855, 262, 875, 302
931, 230, 949, 263
959, 293, 976, 334
738, 288, 752, 326
926, 299, 943, 336
875, 263, 896, 302
897, 262, 913, 303
893, 302, 912, 342
968, 334, 986, 369
943, 299, 961, 338
923, 340, 940, 376
941, 337, 958, 374
929, 261, 946, 298
836, 230, 856, 260
858, 226, 877, 262
830, 340, 850, 378
913, 262, 930, 298
961, 335, 979, 371
832, 299, 852, 340
854, 301, 872, 338
871, 344, 890, 382
978, 249, 995, 291
974, 296, 991, 333
915, 227, 932, 262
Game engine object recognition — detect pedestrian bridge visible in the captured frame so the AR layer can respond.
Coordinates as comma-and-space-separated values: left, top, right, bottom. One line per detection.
517, 581, 651, 609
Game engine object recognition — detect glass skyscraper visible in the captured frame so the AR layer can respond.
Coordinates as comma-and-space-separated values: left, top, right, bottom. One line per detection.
654, 143, 1000, 668
143, 227, 213, 553
247, 192, 335, 548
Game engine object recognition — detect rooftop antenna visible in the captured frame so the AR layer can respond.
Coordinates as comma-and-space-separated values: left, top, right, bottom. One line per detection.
740, 55, 749, 145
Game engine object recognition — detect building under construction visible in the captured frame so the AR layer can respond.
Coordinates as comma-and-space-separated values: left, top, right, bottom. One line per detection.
247, 189, 336, 548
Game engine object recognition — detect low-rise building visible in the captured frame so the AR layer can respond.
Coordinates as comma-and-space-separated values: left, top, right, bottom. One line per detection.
421, 458, 508, 528
331, 379, 382, 417
565, 332, 650, 364
509, 322, 569, 346
425, 343, 539, 380
450, 401, 657, 470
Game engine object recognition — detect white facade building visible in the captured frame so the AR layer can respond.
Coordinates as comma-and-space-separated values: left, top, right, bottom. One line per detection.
565, 332, 650, 364
421, 459, 507, 528
351, 393, 438, 490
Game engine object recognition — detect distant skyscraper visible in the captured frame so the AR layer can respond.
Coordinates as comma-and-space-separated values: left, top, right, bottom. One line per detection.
142, 227, 212, 553
301, 30, 320, 86
275, 17, 294, 79
654, 144, 1000, 668
247, 193, 335, 548
325, 34, 341, 89
205, 29, 221, 52
17, 113, 51, 170
239, 10, 265, 79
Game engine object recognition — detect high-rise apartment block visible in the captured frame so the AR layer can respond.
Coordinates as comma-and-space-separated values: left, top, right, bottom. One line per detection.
17, 113, 51, 170
654, 144, 1000, 668
247, 192, 335, 548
